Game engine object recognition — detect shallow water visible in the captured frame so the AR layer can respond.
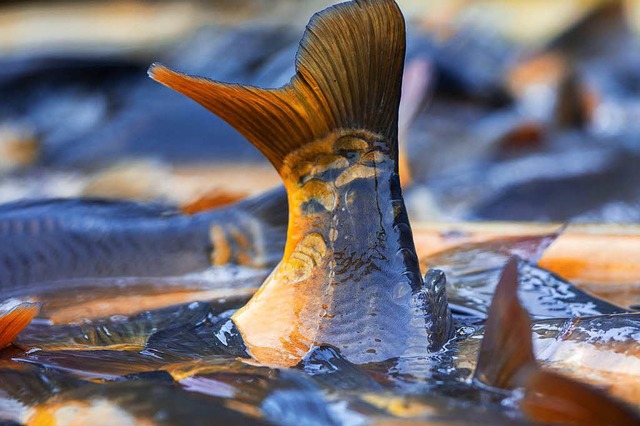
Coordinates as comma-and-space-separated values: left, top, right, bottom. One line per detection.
1, 240, 637, 425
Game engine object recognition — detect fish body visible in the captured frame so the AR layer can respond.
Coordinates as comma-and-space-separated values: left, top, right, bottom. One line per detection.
0, 187, 286, 292
150, 0, 452, 366
234, 130, 431, 365
474, 258, 640, 425
1, 0, 639, 424
532, 313, 640, 406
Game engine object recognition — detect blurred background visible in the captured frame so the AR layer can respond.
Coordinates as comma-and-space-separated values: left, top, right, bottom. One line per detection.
2, 0, 640, 223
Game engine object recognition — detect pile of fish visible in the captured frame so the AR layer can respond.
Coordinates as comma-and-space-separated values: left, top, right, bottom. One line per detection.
0, 0, 639, 425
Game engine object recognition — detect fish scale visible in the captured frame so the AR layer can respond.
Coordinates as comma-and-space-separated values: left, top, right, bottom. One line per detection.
150, 0, 454, 367
0, 188, 287, 292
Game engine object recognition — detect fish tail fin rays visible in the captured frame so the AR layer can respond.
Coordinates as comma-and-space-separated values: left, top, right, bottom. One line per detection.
149, 0, 406, 172
520, 370, 640, 426
474, 257, 537, 388
0, 301, 41, 349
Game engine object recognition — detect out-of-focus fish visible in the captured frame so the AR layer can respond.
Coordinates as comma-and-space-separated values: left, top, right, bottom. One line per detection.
0, 125, 40, 174
0, 186, 287, 292
150, 0, 454, 367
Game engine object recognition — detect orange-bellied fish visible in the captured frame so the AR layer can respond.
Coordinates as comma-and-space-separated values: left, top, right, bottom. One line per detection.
149, 0, 454, 366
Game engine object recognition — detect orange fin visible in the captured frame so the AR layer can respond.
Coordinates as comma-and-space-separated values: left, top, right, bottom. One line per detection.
0, 300, 40, 349
520, 369, 640, 426
149, 0, 406, 172
181, 189, 248, 215
474, 257, 536, 388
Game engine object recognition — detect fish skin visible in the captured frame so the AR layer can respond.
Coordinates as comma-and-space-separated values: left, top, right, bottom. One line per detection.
474, 257, 640, 425
0, 186, 287, 292
23, 380, 271, 426
15, 301, 216, 351
421, 234, 627, 319
150, 0, 454, 367
531, 313, 640, 407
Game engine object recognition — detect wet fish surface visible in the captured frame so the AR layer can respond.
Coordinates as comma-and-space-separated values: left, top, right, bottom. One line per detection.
0, 0, 640, 425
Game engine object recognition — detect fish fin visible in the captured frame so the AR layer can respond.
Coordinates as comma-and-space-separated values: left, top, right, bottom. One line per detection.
474, 257, 537, 388
149, 0, 406, 171
233, 186, 288, 231
554, 67, 590, 129
181, 189, 248, 214
520, 369, 640, 426
0, 301, 40, 349
421, 269, 454, 351
206, 186, 288, 268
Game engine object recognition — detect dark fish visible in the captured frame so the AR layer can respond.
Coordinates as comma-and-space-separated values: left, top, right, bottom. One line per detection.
150, 0, 453, 366
51, 27, 299, 169
470, 150, 640, 222
546, 0, 632, 63
15, 301, 219, 351
0, 186, 286, 291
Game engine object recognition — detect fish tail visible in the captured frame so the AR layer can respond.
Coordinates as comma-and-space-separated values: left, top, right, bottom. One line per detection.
148, 0, 406, 173
474, 257, 537, 389
0, 301, 41, 349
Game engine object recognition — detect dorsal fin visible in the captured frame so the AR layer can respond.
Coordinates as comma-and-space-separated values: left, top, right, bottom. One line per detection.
474, 257, 536, 388
520, 370, 640, 425
474, 258, 640, 424
149, 0, 405, 172
554, 67, 589, 129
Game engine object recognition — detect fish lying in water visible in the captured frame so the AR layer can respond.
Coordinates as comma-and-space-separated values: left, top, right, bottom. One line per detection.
0, 186, 286, 292
1, 1, 639, 425
475, 258, 640, 425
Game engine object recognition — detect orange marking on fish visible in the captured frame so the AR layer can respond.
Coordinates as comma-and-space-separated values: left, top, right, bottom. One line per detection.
210, 225, 232, 266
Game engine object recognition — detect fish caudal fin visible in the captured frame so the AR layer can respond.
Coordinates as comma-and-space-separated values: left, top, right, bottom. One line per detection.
0, 301, 40, 349
474, 257, 536, 389
149, 0, 406, 172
